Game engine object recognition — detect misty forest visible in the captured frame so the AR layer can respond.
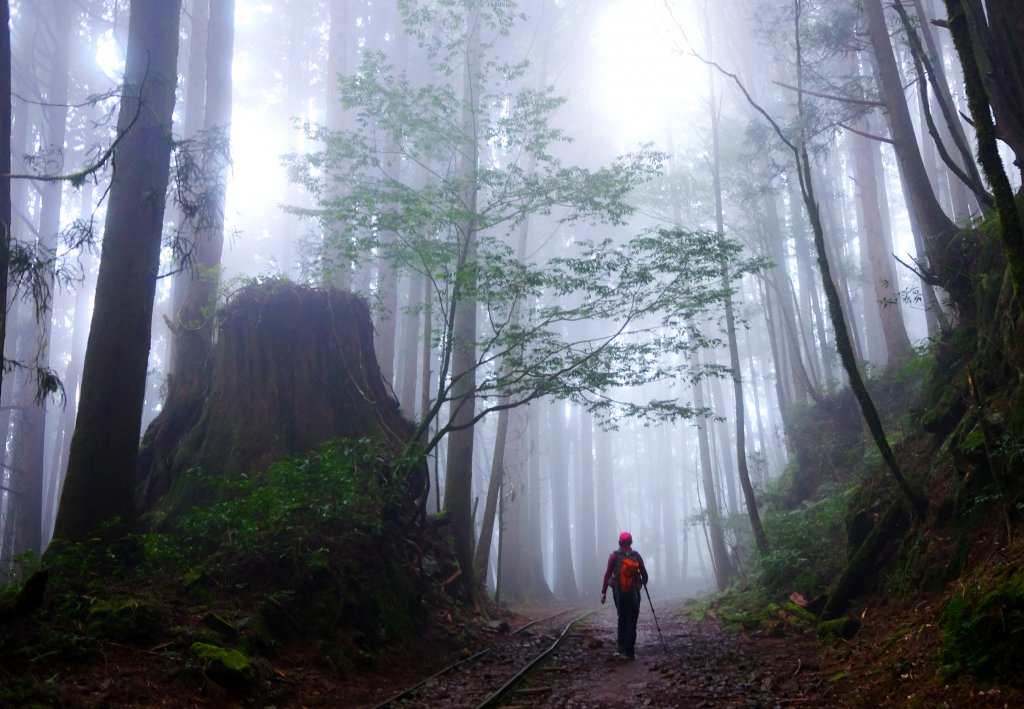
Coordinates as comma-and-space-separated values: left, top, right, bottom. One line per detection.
1, 0, 1024, 706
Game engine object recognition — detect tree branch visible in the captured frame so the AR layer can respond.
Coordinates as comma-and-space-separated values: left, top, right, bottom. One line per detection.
890, 0, 992, 207
837, 120, 895, 144
772, 80, 885, 108
5, 58, 149, 187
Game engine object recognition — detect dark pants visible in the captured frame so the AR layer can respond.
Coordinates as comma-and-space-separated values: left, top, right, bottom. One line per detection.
613, 590, 640, 656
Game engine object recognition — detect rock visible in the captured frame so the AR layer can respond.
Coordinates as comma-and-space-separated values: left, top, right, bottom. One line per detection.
816, 616, 861, 641
202, 611, 238, 638
486, 619, 510, 634
86, 598, 164, 644
190, 641, 256, 686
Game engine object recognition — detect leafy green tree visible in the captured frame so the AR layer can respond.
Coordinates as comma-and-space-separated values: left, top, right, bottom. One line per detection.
288, 0, 765, 597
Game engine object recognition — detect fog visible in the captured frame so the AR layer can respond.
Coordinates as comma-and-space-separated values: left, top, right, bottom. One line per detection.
4, 0, 1010, 601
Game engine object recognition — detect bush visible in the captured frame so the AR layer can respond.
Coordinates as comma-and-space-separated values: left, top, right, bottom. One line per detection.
754, 489, 851, 599
145, 436, 408, 578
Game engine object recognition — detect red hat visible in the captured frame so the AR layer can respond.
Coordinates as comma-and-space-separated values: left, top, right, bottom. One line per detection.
618, 531, 632, 545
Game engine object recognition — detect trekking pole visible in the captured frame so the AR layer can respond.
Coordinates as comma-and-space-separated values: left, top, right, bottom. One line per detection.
643, 584, 670, 655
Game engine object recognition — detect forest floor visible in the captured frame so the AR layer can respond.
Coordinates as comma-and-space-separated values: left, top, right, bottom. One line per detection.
320, 594, 1023, 708
5, 589, 1023, 707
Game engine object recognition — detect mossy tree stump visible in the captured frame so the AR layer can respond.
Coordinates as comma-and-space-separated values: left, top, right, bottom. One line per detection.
137, 281, 422, 517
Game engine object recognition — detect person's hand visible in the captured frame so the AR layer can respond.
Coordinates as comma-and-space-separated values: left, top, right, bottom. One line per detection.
600, 591, 606, 605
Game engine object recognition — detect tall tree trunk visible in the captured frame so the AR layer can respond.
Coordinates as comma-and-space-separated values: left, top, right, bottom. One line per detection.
573, 407, 598, 600
497, 405, 552, 602
0, 0, 11, 407
693, 349, 733, 590
788, 173, 829, 387
324, 0, 352, 289
908, 0, 984, 218
397, 274, 422, 415
527, 406, 551, 598
137, 0, 234, 511
594, 418, 618, 556
709, 376, 737, 515
849, 118, 913, 367
952, 0, 1024, 171
45, 187, 96, 542
473, 403, 508, 584
53, 0, 182, 543
944, 0, 1024, 302
819, 160, 865, 367
795, 149, 928, 514
863, 0, 965, 305
706, 35, 767, 551
443, 2, 483, 600
166, 0, 210, 375
546, 403, 579, 602
371, 2, 404, 385
8, 0, 74, 556
659, 427, 680, 586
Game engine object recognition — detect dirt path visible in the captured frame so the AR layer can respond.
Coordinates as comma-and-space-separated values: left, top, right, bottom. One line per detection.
504, 600, 842, 708
345, 597, 1023, 708
348, 600, 844, 708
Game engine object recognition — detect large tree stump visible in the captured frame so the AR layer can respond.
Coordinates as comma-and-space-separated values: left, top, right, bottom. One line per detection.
137, 282, 421, 517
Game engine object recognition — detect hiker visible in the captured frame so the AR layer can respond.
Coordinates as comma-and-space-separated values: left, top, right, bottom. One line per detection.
600, 531, 649, 660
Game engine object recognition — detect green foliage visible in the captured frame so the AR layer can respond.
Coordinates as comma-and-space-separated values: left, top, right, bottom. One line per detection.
816, 616, 860, 643
754, 488, 852, 599
145, 437, 405, 576
86, 598, 164, 644
707, 590, 816, 638
191, 641, 254, 672
284, 0, 770, 448
2, 550, 43, 588
940, 566, 1024, 685
190, 642, 256, 685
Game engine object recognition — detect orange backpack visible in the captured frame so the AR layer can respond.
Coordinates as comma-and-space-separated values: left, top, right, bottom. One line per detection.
615, 551, 641, 595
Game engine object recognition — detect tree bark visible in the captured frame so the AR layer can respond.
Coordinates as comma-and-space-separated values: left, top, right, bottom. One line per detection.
945, 0, 1024, 302
594, 413, 618, 556
547, 403, 579, 602
53, 0, 183, 543
166, 0, 210, 375
573, 407, 598, 600
442, 1, 483, 600
658, 428, 680, 587
906, 0, 986, 216
863, 0, 965, 305
706, 38, 767, 550
0, 0, 11, 406
473, 402, 508, 584
693, 349, 733, 590
497, 405, 553, 602
137, 0, 234, 511
848, 110, 914, 368
954, 0, 1024, 171
7, 0, 74, 556
797, 143, 927, 516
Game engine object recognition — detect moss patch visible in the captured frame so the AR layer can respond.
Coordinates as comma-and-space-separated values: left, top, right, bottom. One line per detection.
86, 598, 164, 644
940, 564, 1024, 685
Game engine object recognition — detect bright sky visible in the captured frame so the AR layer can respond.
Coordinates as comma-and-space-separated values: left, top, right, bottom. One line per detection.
590, 0, 705, 150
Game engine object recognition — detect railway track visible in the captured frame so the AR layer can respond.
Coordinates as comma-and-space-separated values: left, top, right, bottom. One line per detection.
371, 607, 602, 708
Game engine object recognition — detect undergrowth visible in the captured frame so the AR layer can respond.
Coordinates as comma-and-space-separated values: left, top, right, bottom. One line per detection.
144, 436, 408, 579
1, 436, 434, 705
754, 485, 851, 600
